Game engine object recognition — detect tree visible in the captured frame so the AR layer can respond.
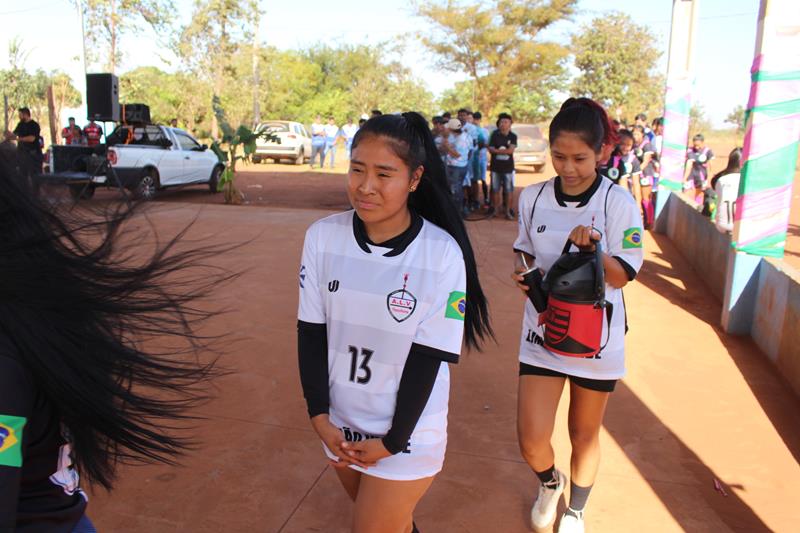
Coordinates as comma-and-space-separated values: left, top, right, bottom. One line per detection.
77, 0, 175, 73
1, 39, 81, 143
177, 0, 257, 140
725, 105, 745, 132
50, 72, 83, 126
302, 43, 435, 120
416, 0, 575, 119
571, 12, 663, 121
689, 103, 712, 136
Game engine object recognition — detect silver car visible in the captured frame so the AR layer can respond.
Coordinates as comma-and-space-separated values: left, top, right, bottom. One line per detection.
253, 121, 312, 165
511, 124, 548, 173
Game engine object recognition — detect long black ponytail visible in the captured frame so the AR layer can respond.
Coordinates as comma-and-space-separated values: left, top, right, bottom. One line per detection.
0, 146, 233, 489
350, 112, 493, 350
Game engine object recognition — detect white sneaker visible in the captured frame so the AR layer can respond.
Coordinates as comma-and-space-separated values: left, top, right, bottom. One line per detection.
530, 469, 566, 531
557, 510, 585, 533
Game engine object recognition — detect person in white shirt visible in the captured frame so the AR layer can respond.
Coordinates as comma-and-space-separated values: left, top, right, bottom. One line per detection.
297, 112, 492, 533
442, 118, 473, 217
342, 118, 359, 159
512, 98, 644, 533
324, 117, 342, 169
310, 115, 327, 169
712, 147, 743, 233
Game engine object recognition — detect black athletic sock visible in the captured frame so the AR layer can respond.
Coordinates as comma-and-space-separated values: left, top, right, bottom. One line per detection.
535, 465, 559, 488
566, 481, 593, 518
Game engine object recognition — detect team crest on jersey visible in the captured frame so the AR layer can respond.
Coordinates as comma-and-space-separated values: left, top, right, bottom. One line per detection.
387, 274, 417, 322
0, 415, 26, 467
299, 265, 307, 288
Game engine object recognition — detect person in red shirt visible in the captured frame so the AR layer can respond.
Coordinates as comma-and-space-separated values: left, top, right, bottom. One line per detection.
83, 120, 103, 147
60, 117, 83, 145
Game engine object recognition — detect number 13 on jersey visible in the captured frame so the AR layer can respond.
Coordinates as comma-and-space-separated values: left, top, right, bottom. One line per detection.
348, 346, 373, 384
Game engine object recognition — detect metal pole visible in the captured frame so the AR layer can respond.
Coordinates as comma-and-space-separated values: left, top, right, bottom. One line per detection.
654, 0, 700, 229
721, 0, 800, 333
77, 0, 88, 77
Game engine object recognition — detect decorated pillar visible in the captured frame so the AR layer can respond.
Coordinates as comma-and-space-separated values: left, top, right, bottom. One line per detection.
722, 0, 800, 333
654, 0, 701, 226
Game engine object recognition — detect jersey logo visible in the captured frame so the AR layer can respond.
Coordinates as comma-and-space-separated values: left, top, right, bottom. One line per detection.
607, 167, 620, 180
537, 225, 546, 233
623, 227, 643, 249
299, 265, 307, 288
387, 274, 417, 322
0, 415, 26, 467
328, 280, 340, 293
445, 291, 466, 321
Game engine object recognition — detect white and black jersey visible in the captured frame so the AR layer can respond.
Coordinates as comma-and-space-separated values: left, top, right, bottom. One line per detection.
298, 211, 466, 480
514, 176, 644, 380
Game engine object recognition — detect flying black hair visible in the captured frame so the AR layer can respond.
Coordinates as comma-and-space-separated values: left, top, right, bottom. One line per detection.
349, 112, 493, 350
0, 146, 233, 490
550, 97, 618, 153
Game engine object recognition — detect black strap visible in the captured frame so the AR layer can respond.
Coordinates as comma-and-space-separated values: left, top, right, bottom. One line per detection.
528, 181, 548, 227
597, 302, 614, 355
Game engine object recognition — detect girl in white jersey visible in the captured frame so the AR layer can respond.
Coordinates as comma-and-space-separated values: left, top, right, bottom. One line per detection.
297, 112, 492, 533
512, 98, 644, 533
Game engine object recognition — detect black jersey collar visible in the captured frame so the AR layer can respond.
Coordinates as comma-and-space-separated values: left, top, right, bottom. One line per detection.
352, 210, 423, 257
554, 173, 602, 207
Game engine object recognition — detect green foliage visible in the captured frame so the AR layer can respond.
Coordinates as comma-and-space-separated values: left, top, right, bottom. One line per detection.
571, 12, 663, 121
1, 39, 82, 143
416, 0, 575, 119
77, 0, 175, 72
725, 105, 746, 132
689, 103, 713, 136
177, 0, 258, 139
210, 120, 278, 203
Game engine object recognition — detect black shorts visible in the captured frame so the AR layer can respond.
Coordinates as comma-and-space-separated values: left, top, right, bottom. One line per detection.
519, 362, 617, 392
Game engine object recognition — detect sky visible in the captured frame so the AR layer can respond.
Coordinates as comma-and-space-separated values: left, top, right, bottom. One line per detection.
0, 0, 759, 127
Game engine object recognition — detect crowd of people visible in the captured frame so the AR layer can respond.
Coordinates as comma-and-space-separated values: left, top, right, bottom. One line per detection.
1, 93, 748, 533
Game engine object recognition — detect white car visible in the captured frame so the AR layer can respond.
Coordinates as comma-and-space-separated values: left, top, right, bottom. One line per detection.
103, 125, 223, 199
253, 121, 312, 165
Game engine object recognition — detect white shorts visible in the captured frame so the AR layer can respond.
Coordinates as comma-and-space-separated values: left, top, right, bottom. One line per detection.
322, 415, 447, 481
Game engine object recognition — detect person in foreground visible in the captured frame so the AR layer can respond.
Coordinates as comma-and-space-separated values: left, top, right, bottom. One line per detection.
512, 98, 645, 533
0, 147, 226, 532
297, 112, 492, 533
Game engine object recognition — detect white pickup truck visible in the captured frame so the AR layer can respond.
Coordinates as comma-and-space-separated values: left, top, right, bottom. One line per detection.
45, 124, 224, 200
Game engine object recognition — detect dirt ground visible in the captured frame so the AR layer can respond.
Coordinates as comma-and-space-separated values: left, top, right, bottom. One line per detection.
93, 145, 800, 269
74, 163, 800, 532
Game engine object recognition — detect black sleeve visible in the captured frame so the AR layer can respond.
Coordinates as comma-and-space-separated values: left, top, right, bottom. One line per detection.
613, 256, 637, 281
381, 347, 442, 455
0, 355, 34, 530
297, 320, 329, 418
509, 132, 518, 146
12, 122, 22, 136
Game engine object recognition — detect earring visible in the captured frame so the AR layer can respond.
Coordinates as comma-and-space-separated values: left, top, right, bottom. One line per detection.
409, 187, 416, 192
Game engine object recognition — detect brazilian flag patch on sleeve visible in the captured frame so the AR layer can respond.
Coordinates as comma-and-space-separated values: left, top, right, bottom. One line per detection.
0, 414, 26, 467
623, 228, 643, 249
445, 291, 466, 321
